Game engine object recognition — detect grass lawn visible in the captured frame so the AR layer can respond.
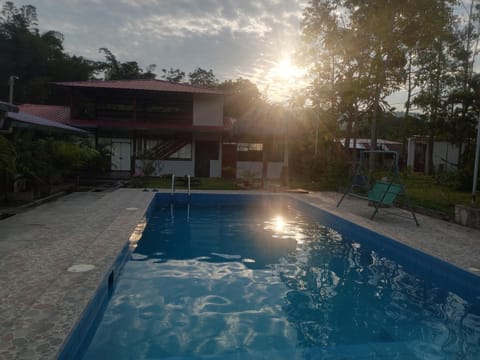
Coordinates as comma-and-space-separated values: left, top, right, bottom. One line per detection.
135, 177, 238, 190
401, 173, 478, 218
291, 173, 478, 220
2, 173, 476, 221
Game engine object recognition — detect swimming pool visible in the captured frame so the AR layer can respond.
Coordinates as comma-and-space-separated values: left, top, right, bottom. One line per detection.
72, 193, 480, 359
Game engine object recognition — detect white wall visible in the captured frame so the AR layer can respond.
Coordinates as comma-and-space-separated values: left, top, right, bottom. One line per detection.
193, 94, 224, 126
210, 160, 221, 178
236, 161, 284, 179
135, 159, 194, 177
433, 141, 461, 170
267, 162, 284, 179
236, 162, 262, 179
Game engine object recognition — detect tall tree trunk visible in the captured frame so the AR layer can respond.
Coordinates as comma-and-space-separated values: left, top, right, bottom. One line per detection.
404, 50, 413, 123
426, 44, 443, 175
426, 120, 434, 175
345, 115, 353, 160
369, 87, 381, 172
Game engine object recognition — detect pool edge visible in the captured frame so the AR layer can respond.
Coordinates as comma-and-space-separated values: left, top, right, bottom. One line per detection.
56, 199, 156, 360
59, 192, 480, 359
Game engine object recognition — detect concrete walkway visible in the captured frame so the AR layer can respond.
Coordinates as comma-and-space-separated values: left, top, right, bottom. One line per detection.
0, 189, 479, 359
294, 191, 480, 274
0, 189, 154, 360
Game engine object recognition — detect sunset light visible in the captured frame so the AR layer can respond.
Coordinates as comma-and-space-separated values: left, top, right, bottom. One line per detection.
269, 58, 303, 80
268, 57, 305, 81
265, 56, 306, 101
273, 215, 286, 233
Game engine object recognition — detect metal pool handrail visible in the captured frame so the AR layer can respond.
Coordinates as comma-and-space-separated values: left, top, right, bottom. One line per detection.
171, 174, 191, 197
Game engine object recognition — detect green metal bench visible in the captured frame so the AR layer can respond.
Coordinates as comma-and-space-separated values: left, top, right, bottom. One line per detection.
337, 150, 419, 226
367, 181, 419, 224
368, 181, 402, 206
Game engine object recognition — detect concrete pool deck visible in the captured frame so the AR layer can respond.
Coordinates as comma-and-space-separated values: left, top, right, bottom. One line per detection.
0, 188, 479, 359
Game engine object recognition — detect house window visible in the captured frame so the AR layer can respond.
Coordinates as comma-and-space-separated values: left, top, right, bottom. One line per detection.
237, 143, 263, 152
169, 143, 192, 160
136, 138, 192, 160
237, 143, 263, 161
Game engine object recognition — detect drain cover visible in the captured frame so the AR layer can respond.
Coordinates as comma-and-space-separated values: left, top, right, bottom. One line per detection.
68, 264, 95, 272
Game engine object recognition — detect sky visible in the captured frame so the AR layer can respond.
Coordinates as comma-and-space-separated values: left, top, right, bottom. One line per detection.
11, 0, 309, 103
7, 0, 476, 109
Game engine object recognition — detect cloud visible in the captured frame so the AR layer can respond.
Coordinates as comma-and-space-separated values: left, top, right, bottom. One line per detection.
12, 0, 307, 101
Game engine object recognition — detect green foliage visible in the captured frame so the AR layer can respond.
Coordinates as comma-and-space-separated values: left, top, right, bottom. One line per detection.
0, 2, 97, 103
160, 68, 186, 83
218, 78, 262, 118
299, 0, 479, 177
401, 172, 475, 217
10, 131, 100, 192
0, 134, 16, 175
300, 0, 411, 152
97, 47, 156, 80
51, 140, 99, 172
139, 177, 237, 191
188, 67, 218, 87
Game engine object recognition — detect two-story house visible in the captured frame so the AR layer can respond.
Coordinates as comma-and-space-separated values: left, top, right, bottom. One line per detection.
18, 79, 288, 181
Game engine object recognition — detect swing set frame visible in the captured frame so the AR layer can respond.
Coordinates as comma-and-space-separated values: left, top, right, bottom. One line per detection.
337, 150, 419, 226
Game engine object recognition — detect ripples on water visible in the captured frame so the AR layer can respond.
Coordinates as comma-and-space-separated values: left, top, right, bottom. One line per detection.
83, 203, 480, 359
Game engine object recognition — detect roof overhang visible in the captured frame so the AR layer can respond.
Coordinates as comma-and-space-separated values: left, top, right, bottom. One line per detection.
7, 111, 89, 134
0, 101, 19, 113
53, 79, 224, 95
67, 119, 227, 133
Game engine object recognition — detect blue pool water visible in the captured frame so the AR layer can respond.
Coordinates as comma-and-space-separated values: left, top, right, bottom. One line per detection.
80, 195, 480, 359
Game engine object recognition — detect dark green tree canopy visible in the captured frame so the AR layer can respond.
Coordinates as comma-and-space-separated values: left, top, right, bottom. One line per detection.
218, 78, 262, 118
188, 67, 218, 87
97, 47, 156, 80
160, 68, 186, 83
0, 2, 97, 103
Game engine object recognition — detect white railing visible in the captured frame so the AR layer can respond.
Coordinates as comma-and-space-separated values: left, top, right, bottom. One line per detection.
171, 174, 191, 196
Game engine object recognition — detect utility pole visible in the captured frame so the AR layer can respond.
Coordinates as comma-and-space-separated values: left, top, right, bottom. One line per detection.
8, 76, 19, 104
472, 112, 480, 204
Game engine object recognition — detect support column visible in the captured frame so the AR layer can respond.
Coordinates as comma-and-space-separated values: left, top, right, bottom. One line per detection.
407, 137, 416, 170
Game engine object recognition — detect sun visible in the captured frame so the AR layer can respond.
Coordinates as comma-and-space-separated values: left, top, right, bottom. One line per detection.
273, 215, 286, 233
268, 57, 304, 81
265, 56, 306, 102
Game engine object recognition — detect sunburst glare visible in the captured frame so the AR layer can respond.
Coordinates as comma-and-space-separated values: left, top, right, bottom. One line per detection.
268, 57, 304, 81
273, 215, 286, 233
265, 55, 306, 101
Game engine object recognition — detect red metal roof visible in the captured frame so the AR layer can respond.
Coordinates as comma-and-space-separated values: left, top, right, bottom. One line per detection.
7, 111, 87, 134
53, 79, 224, 95
18, 104, 71, 124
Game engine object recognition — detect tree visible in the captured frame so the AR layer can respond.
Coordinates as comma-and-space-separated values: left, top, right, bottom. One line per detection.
218, 78, 262, 118
160, 68, 185, 83
0, 1, 37, 33
188, 67, 218, 87
445, 1, 480, 168
300, 0, 475, 175
0, 2, 97, 103
300, 0, 408, 167
97, 48, 156, 80
412, 0, 458, 174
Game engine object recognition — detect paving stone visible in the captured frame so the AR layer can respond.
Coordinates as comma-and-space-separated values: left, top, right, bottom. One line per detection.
0, 189, 154, 359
